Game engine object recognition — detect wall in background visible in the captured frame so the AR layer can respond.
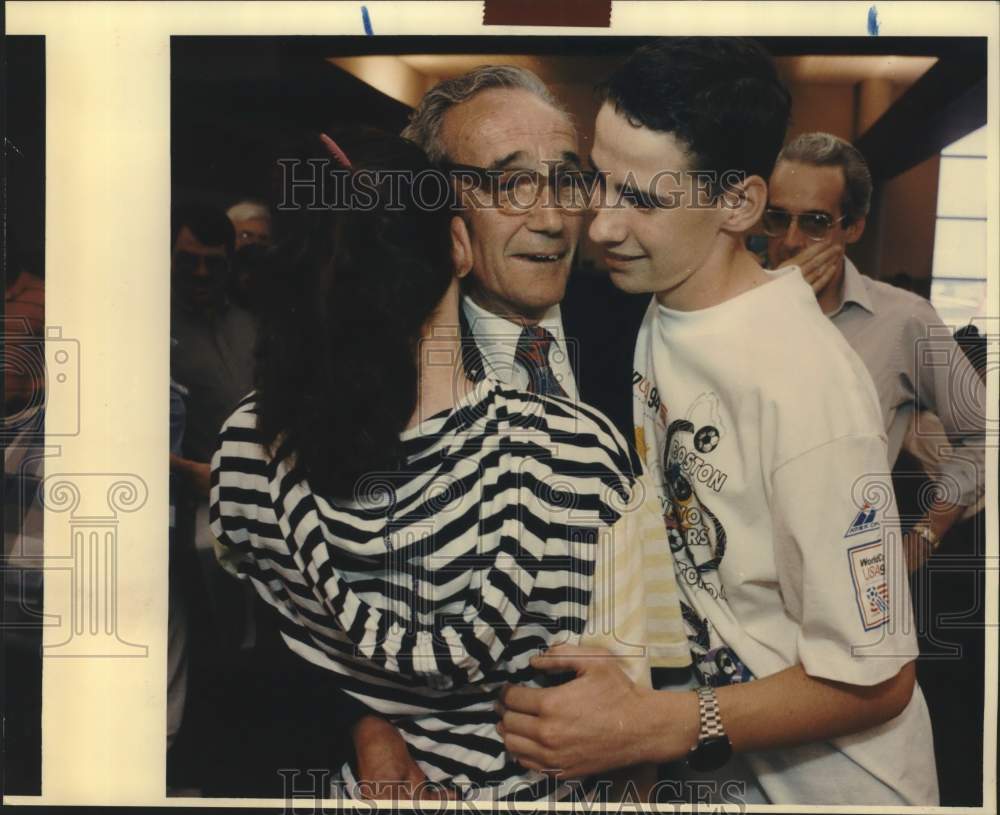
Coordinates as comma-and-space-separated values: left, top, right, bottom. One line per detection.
786, 82, 856, 141
875, 154, 941, 287
171, 40, 977, 299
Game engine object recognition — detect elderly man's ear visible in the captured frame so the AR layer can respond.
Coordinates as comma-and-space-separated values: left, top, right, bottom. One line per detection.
720, 175, 768, 234
451, 216, 473, 278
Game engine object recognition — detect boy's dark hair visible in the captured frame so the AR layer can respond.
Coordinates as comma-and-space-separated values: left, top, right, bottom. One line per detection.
603, 38, 791, 192
171, 202, 236, 257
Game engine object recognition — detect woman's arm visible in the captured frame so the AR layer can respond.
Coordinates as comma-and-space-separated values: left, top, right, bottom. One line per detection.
498, 644, 915, 779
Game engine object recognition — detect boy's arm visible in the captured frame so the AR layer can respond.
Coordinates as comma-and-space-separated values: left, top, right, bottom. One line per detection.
501, 428, 919, 779
498, 645, 914, 779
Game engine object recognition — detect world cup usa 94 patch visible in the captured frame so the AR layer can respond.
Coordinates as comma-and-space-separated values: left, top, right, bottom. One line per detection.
848, 540, 889, 630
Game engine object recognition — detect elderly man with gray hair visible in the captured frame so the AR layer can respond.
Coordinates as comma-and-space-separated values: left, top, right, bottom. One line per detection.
765, 132, 985, 573
226, 199, 272, 250
399, 65, 586, 401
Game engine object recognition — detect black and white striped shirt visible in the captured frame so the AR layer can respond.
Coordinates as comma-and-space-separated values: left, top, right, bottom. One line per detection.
210, 378, 683, 800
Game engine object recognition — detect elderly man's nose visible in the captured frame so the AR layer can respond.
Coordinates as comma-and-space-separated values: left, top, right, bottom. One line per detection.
526, 189, 565, 234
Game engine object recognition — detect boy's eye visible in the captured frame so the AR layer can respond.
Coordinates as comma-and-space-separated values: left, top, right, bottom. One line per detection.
623, 189, 654, 209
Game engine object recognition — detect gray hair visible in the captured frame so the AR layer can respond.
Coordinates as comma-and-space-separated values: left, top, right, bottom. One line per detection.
401, 65, 570, 163
777, 132, 873, 223
226, 200, 271, 223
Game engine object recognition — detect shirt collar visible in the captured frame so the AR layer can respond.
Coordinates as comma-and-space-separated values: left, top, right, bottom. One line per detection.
461, 294, 565, 378
831, 257, 875, 317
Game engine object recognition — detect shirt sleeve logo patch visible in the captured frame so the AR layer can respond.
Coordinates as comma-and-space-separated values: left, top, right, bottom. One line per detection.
848, 540, 890, 630
844, 502, 880, 538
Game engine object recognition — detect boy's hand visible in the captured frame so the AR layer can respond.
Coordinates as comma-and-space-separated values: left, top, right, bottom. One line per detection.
496, 645, 670, 779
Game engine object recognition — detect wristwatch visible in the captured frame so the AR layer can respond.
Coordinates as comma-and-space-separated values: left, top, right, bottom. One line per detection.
911, 525, 941, 552
687, 685, 733, 771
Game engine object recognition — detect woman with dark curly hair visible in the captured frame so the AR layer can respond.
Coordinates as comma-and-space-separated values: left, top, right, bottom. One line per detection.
209, 128, 686, 802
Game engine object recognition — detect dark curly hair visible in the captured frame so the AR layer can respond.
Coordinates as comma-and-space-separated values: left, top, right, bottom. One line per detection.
603, 37, 791, 193
255, 128, 454, 498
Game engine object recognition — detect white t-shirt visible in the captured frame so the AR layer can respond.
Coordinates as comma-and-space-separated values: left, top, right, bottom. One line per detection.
633, 267, 938, 805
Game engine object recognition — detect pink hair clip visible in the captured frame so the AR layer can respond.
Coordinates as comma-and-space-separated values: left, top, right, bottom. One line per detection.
320, 132, 352, 169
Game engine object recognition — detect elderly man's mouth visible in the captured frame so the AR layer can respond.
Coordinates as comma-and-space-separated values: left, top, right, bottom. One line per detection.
511, 252, 568, 264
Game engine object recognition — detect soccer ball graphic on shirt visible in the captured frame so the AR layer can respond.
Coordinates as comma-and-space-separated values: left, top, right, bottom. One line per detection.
694, 425, 720, 453
687, 391, 725, 453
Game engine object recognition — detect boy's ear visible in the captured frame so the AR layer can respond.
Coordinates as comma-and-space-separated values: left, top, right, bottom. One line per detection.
451, 216, 473, 278
720, 174, 767, 233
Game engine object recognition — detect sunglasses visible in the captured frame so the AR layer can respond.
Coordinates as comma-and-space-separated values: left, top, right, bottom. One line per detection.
761, 208, 847, 241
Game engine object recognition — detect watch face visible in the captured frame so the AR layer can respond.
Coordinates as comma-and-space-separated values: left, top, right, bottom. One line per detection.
687, 735, 733, 772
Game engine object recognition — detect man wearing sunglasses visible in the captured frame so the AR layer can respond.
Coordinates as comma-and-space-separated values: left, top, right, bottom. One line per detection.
766, 133, 985, 572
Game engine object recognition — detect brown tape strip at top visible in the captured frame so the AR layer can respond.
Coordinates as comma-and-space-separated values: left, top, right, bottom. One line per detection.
483, 0, 612, 28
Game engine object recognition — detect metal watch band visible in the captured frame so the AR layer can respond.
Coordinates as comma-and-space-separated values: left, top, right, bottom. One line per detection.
696, 686, 725, 740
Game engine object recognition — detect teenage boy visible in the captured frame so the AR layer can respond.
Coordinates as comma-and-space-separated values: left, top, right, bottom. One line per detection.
498, 38, 938, 806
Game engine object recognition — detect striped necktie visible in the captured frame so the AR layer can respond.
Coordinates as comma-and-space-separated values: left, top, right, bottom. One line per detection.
514, 325, 567, 397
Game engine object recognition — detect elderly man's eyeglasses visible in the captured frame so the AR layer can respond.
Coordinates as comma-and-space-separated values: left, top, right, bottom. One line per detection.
443, 162, 595, 215
761, 208, 846, 241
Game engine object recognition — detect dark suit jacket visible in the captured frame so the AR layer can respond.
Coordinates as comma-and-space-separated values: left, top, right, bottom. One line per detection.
561, 267, 650, 445
457, 268, 649, 445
